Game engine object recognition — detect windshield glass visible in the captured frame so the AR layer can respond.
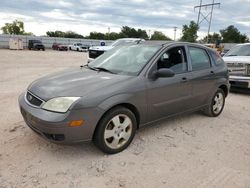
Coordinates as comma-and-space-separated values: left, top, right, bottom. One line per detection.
111, 40, 138, 47
33, 40, 41, 43
88, 45, 160, 76
225, 45, 250, 56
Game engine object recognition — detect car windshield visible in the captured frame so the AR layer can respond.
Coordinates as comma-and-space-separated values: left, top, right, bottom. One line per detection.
111, 40, 138, 47
88, 45, 160, 76
225, 45, 250, 56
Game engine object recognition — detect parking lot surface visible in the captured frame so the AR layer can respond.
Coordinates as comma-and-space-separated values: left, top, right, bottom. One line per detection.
0, 49, 250, 188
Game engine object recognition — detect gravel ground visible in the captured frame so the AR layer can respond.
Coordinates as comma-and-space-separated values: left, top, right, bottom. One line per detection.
0, 49, 250, 188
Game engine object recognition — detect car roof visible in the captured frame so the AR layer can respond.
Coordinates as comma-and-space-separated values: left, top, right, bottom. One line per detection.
234, 43, 250, 46
118, 38, 142, 40
141, 41, 212, 49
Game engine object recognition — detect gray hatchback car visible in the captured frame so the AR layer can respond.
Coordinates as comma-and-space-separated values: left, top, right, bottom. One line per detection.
19, 42, 229, 154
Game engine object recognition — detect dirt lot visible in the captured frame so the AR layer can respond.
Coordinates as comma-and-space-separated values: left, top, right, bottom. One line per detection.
0, 49, 250, 188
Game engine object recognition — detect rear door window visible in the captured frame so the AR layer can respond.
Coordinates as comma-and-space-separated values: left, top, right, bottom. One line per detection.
189, 47, 211, 71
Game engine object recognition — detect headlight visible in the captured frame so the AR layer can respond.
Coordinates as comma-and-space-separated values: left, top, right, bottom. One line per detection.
42, 97, 80, 113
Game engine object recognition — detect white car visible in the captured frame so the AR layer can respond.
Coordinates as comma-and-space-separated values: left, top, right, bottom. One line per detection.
68, 43, 89, 52
223, 43, 250, 88
88, 38, 145, 60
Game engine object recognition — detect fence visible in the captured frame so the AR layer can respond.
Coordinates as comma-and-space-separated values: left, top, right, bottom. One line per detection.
0, 34, 113, 49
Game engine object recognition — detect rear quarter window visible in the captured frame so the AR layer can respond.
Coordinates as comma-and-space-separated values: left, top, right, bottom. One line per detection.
209, 50, 224, 66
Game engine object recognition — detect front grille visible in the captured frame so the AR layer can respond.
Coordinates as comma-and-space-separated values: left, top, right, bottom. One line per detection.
247, 65, 250, 76
227, 62, 247, 76
89, 50, 104, 59
26, 92, 43, 107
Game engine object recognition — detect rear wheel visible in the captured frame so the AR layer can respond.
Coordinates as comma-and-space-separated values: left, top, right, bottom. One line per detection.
93, 107, 137, 154
204, 88, 225, 117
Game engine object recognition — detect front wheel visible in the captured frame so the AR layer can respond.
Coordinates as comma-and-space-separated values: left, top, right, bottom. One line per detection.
204, 88, 225, 117
93, 107, 137, 154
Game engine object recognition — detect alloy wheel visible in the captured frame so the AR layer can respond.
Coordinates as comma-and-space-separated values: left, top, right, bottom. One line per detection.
213, 92, 224, 114
104, 114, 132, 149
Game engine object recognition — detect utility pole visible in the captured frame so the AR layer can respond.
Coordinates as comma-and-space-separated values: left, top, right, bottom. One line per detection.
148, 29, 151, 39
173, 27, 177, 41
194, 0, 220, 43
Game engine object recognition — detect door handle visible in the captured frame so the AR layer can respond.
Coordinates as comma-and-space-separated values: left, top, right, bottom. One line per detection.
181, 77, 187, 82
210, 70, 215, 74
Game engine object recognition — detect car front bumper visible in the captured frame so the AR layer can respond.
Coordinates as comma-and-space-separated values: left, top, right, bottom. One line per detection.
18, 93, 103, 143
229, 75, 250, 88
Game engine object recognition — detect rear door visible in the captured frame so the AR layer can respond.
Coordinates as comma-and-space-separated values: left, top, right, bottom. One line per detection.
187, 45, 217, 107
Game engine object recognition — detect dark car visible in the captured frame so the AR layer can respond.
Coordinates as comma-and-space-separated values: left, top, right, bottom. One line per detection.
28, 40, 45, 51
52, 43, 68, 51
19, 42, 229, 154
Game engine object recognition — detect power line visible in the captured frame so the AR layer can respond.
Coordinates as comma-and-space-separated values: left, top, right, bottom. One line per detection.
194, 0, 221, 42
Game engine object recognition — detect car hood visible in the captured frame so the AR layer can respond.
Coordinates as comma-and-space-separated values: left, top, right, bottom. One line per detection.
89, 45, 113, 51
28, 68, 132, 101
223, 56, 250, 64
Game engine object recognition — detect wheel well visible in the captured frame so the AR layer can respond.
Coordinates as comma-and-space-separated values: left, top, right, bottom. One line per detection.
219, 85, 228, 97
101, 103, 140, 129
92, 103, 141, 140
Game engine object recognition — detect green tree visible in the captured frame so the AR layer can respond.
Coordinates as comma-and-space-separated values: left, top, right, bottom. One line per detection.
150, 31, 171, 40
89, 32, 105, 40
180, 21, 199, 42
46, 31, 84, 38
64, 31, 83, 38
1, 20, 25, 35
120, 26, 148, 39
220, 25, 249, 43
104, 32, 121, 40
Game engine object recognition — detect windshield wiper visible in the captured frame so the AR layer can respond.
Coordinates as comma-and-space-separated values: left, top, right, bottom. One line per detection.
81, 64, 98, 71
227, 54, 237, 56
81, 65, 115, 74
93, 67, 115, 74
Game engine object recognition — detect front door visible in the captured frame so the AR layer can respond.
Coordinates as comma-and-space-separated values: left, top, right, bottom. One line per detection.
146, 45, 193, 122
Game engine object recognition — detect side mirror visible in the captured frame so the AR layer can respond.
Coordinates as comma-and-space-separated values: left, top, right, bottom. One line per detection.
154, 68, 175, 78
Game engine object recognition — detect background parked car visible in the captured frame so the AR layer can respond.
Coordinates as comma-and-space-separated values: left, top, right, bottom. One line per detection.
28, 40, 45, 51
88, 38, 144, 60
68, 43, 90, 52
223, 43, 250, 88
52, 43, 68, 51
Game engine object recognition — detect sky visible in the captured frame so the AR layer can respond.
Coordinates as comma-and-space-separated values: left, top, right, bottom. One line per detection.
0, 0, 250, 40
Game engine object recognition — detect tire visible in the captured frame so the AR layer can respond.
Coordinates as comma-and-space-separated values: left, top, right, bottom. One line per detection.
204, 88, 225, 117
77, 48, 79, 51
93, 106, 137, 154
69, 47, 71, 50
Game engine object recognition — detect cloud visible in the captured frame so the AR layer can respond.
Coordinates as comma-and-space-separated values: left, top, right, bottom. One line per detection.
0, 0, 249, 39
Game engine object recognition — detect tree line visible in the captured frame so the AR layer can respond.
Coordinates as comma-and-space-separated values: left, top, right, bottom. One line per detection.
1, 19, 249, 43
